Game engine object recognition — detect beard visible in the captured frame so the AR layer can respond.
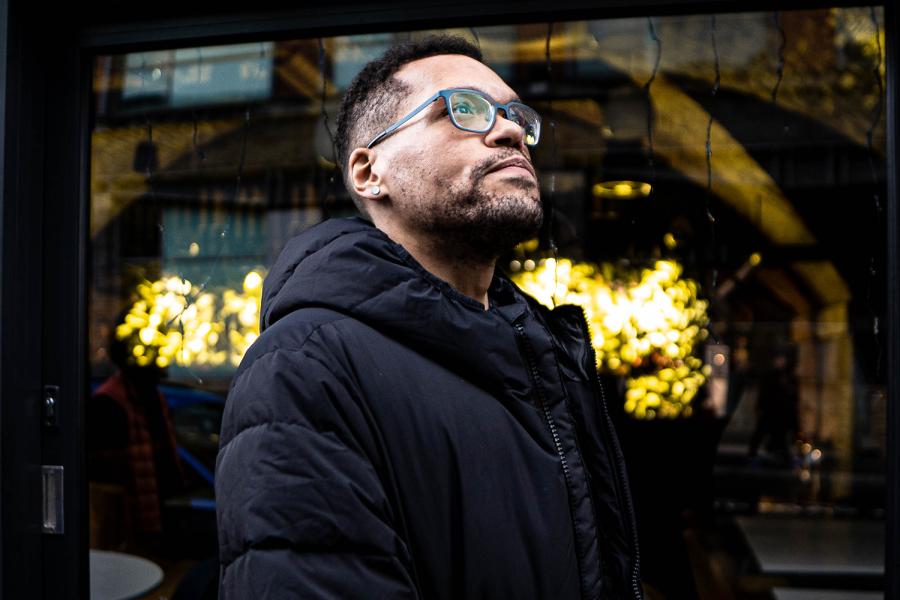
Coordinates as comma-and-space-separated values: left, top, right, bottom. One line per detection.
395, 149, 544, 263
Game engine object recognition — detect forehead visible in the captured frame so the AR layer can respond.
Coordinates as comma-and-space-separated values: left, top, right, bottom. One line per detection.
394, 54, 518, 107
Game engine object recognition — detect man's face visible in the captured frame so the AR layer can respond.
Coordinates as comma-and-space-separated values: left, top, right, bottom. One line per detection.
371, 54, 543, 259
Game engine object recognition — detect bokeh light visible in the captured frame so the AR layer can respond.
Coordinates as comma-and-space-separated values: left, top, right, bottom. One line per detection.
512, 257, 710, 419
115, 269, 265, 370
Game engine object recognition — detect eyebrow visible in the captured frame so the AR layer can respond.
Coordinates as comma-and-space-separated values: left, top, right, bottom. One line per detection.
423, 86, 524, 122
460, 85, 523, 104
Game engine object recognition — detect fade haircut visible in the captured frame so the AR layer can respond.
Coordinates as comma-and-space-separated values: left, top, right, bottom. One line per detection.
335, 35, 483, 215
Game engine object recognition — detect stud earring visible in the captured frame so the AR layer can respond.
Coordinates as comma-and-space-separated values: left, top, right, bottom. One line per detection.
370, 185, 381, 196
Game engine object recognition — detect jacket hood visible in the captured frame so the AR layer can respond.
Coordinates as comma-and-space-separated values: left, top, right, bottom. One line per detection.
260, 217, 534, 395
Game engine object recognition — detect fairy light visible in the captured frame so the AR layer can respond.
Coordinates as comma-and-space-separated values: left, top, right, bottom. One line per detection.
771, 11, 787, 105
115, 269, 266, 370
705, 14, 720, 225
863, 7, 885, 376
512, 258, 710, 420
319, 38, 338, 166
544, 21, 560, 306
191, 49, 207, 163
703, 14, 721, 338
644, 16, 661, 186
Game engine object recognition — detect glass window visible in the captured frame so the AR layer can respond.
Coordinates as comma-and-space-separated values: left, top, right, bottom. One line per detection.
89, 8, 887, 597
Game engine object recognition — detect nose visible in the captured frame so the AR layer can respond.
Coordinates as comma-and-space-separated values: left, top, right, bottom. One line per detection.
483, 109, 527, 151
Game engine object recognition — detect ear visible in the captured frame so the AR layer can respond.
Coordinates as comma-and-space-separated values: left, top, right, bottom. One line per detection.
348, 148, 387, 200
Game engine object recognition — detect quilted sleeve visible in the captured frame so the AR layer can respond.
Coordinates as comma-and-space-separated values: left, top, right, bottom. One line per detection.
215, 335, 419, 599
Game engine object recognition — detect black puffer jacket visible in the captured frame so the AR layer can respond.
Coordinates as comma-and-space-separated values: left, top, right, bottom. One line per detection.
216, 217, 642, 599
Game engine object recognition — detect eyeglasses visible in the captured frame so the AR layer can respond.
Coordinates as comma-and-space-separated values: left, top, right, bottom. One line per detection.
366, 88, 542, 149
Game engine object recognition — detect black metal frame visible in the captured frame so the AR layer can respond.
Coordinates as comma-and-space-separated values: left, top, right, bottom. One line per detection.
885, 2, 898, 598
0, 2, 46, 597
1, 4, 93, 598
79, 0, 881, 52
0, 1, 895, 598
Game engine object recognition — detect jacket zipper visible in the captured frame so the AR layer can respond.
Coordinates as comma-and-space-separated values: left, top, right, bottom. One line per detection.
513, 322, 589, 597
574, 308, 643, 600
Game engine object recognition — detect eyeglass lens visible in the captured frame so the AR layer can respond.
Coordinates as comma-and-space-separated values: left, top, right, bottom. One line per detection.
448, 91, 540, 146
510, 105, 540, 147
449, 91, 493, 130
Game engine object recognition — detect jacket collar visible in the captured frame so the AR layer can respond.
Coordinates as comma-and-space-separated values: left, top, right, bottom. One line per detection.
261, 217, 533, 394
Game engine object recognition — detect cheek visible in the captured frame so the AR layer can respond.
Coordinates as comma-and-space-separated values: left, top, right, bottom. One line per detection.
389, 154, 443, 198
425, 153, 473, 186
449, 151, 478, 181
391, 135, 479, 189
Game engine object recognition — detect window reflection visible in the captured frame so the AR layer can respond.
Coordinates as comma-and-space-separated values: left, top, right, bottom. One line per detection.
90, 8, 887, 598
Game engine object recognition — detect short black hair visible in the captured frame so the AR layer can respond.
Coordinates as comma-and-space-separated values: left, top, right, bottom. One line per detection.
335, 35, 483, 213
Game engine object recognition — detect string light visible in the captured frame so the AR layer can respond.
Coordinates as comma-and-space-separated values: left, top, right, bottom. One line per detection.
191, 48, 207, 163
864, 6, 884, 216
319, 38, 337, 165
863, 7, 885, 376
544, 21, 560, 307
705, 14, 720, 222
644, 17, 661, 186
141, 114, 163, 237
771, 11, 786, 105
124, 45, 265, 372
189, 97, 250, 307
319, 37, 337, 218
705, 14, 720, 321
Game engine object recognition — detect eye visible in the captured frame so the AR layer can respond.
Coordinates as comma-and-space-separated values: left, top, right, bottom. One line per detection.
453, 101, 475, 115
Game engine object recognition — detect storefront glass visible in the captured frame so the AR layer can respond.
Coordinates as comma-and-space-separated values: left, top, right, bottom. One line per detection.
89, 8, 887, 597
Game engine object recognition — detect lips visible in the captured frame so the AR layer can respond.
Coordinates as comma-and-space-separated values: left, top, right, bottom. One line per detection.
486, 157, 536, 179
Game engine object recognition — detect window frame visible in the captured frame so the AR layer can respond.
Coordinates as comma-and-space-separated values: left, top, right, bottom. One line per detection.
0, 1, 895, 598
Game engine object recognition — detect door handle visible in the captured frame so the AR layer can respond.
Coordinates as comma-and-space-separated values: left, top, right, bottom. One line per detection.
41, 465, 64, 535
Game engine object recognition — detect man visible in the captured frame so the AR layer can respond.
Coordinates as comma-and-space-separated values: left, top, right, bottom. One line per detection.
89, 325, 184, 552
216, 35, 642, 599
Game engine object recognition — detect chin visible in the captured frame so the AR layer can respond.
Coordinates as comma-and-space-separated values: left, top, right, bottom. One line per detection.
494, 174, 539, 192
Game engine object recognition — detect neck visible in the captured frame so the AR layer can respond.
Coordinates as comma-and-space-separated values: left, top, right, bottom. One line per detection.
377, 222, 496, 309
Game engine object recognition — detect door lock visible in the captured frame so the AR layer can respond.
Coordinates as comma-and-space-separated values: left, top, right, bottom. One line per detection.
42, 385, 59, 427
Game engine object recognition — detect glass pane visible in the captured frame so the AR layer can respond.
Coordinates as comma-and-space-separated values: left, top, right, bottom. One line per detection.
89, 8, 887, 597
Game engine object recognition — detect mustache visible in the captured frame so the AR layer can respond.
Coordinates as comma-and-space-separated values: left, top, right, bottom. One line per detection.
471, 150, 533, 181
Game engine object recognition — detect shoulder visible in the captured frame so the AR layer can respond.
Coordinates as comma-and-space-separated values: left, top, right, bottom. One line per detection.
221, 308, 382, 444
237, 306, 402, 382
237, 307, 341, 367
